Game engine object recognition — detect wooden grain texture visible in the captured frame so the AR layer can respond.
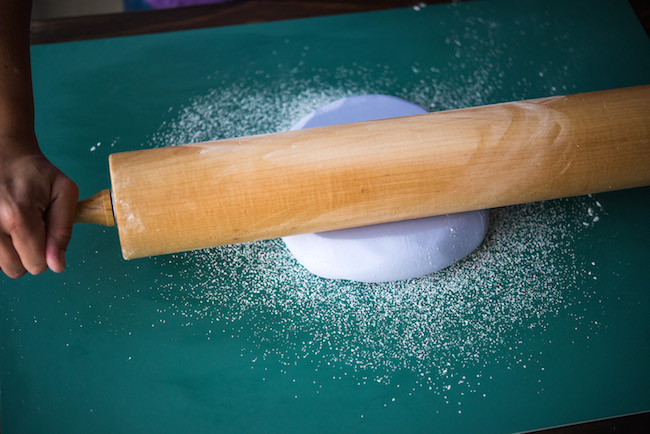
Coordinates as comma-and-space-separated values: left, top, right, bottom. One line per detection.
73, 189, 115, 226
105, 85, 650, 259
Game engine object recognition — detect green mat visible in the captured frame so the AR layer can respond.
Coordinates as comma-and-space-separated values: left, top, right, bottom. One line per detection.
2, 0, 649, 432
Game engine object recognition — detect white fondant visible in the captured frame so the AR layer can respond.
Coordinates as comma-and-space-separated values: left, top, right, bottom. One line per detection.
282, 95, 489, 282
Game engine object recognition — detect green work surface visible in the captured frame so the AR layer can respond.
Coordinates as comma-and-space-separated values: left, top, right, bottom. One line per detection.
2, 0, 650, 432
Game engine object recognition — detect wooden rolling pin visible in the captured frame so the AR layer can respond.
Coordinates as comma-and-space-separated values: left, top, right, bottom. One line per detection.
74, 85, 650, 260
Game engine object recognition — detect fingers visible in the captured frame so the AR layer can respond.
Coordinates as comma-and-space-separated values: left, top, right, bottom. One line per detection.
0, 198, 47, 277
0, 165, 78, 278
0, 233, 26, 278
44, 174, 78, 273
0, 139, 78, 278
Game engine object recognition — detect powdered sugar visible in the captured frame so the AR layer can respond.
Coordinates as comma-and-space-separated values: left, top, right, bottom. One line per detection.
153, 195, 603, 409
144, 36, 598, 409
144, 69, 602, 411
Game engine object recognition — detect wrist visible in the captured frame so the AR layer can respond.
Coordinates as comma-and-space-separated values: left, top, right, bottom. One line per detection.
0, 101, 35, 138
0, 130, 41, 160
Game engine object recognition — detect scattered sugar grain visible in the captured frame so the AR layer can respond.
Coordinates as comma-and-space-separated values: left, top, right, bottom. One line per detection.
145, 33, 598, 408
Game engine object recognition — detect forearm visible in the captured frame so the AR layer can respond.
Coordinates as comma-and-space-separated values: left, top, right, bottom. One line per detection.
0, 0, 36, 142
0, 0, 79, 279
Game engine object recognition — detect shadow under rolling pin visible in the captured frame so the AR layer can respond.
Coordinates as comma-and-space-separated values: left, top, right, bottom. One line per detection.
74, 85, 650, 260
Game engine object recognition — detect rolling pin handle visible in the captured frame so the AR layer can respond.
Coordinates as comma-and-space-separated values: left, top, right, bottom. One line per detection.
74, 189, 116, 227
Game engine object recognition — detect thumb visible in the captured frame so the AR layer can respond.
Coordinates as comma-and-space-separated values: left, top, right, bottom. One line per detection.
44, 174, 79, 273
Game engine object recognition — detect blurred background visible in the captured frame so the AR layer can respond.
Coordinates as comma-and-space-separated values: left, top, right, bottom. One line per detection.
31, 0, 233, 19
